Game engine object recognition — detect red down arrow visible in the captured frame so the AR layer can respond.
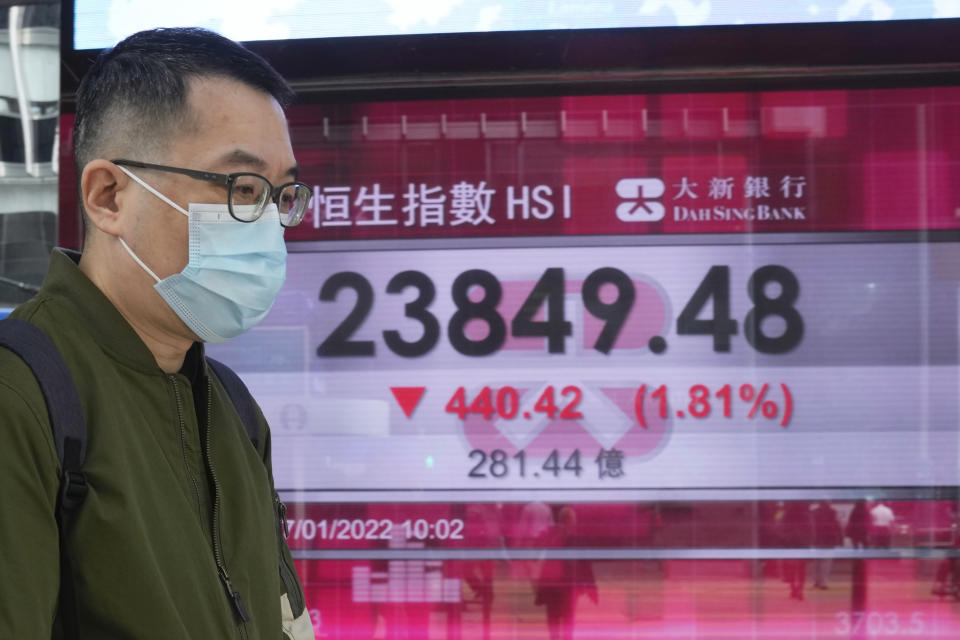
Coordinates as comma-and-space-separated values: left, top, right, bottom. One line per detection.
390, 387, 426, 419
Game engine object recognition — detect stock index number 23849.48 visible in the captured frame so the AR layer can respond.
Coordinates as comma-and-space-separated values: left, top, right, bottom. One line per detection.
316, 265, 803, 358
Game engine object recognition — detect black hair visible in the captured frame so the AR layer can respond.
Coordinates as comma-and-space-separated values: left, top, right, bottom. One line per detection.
73, 27, 295, 173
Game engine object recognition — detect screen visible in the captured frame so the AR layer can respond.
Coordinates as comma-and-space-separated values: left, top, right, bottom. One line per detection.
203, 86, 960, 638
74, 0, 960, 49
58, 85, 960, 637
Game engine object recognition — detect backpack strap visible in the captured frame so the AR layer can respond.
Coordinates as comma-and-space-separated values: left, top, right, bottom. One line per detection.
206, 356, 260, 452
0, 317, 87, 639
0, 318, 87, 477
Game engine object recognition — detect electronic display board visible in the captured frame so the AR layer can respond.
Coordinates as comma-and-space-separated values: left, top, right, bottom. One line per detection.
58, 85, 960, 637
73, 0, 960, 49
218, 87, 960, 492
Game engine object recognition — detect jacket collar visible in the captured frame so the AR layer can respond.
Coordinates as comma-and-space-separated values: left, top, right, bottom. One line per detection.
41, 248, 204, 375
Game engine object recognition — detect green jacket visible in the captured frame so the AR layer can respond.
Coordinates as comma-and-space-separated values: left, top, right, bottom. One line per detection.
0, 250, 314, 639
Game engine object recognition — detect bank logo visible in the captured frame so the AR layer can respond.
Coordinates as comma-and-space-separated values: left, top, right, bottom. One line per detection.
615, 178, 665, 222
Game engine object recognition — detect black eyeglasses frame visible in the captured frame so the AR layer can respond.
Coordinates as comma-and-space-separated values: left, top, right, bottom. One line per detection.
111, 158, 310, 227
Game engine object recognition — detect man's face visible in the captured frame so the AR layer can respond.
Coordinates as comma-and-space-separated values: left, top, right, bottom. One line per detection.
122, 75, 297, 338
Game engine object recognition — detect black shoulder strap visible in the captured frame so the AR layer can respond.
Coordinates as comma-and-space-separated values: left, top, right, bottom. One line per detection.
206, 357, 260, 452
0, 317, 87, 639
0, 318, 87, 478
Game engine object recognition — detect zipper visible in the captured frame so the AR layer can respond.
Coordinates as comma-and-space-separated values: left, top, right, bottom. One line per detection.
218, 565, 250, 622
274, 493, 306, 616
170, 376, 204, 529
275, 493, 289, 539
278, 554, 305, 616
204, 378, 251, 632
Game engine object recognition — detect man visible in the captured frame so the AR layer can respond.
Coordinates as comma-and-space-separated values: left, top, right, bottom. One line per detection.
869, 501, 895, 548
0, 28, 315, 639
781, 501, 813, 601
811, 500, 843, 589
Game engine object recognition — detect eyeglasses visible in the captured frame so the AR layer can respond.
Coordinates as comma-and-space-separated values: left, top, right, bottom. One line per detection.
112, 159, 311, 228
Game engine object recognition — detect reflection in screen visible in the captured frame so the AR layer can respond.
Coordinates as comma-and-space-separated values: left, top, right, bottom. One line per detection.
290, 500, 960, 639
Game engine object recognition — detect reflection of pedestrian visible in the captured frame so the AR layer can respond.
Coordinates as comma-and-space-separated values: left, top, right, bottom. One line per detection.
812, 501, 843, 589
534, 507, 597, 640
781, 502, 813, 601
932, 508, 960, 599
932, 535, 960, 599
761, 502, 785, 549
846, 500, 870, 626
515, 501, 554, 583
846, 502, 870, 549
463, 504, 501, 640
758, 502, 787, 579
870, 502, 895, 548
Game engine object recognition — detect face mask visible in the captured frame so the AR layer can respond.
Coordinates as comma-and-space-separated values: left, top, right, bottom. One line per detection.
116, 166, 287, 343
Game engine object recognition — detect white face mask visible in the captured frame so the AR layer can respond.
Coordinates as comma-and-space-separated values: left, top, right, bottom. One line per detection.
117, 166, 287, 343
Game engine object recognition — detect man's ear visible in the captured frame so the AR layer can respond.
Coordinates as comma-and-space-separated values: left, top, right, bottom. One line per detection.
80, 159, 132, 238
